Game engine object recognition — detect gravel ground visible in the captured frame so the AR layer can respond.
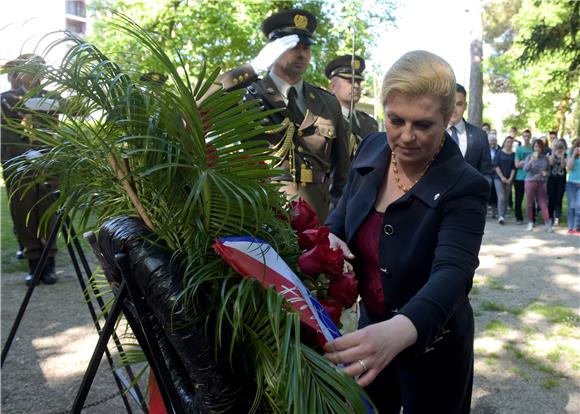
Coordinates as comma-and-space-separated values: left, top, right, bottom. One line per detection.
1, 216, 579, 413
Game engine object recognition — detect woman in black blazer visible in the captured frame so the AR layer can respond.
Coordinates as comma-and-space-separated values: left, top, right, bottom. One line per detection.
323, 51, 489, 413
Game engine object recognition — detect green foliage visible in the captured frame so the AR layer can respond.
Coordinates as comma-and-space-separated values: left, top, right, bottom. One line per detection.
6, 12, 374, 413
483, 0, 578, 136
524, 302, 580, 327
87, 0, 395, 88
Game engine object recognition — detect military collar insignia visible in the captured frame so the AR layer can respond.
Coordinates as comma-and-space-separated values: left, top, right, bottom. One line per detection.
308, 92, 316, 100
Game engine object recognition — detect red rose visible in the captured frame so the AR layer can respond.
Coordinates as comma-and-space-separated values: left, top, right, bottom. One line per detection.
205, 143, 218, 168
328, 272, 358, 308
319, 299, 342, 325
290, 199, 320, 232
297, 226, 330, 250
298, 243, 344, 278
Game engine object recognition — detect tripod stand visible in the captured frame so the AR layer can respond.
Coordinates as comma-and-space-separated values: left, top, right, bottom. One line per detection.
1, 207, 148, 413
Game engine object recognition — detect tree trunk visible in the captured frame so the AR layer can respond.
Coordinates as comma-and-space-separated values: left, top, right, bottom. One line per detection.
468, 40, 483, 126
468, 2, 483, 126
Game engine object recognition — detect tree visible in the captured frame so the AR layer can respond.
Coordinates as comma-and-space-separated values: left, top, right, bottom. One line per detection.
468, 2, 484, 126
483, 0, 578, 137
88, 0, 396, 88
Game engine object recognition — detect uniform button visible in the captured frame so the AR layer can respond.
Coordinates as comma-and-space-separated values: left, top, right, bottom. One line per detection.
297, 146, 304, 152
383, 224, 394, 235
297, 130, 303, 137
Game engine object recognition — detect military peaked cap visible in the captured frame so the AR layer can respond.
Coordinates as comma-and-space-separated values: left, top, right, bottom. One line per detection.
261, 9, 317, 45
324, 55, 366, 80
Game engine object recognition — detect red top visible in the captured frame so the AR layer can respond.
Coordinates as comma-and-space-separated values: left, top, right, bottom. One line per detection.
353, 209, 385, 316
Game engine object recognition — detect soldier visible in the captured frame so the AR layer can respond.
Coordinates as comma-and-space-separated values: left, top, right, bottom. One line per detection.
325, 55, 378, 158
1, 54, 59, 285
216, 9, 350, 222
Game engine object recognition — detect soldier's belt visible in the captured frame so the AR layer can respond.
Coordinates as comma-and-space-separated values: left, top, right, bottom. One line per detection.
274, 166, 327, 184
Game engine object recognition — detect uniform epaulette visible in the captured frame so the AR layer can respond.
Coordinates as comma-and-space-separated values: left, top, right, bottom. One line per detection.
309, 84, 334, 96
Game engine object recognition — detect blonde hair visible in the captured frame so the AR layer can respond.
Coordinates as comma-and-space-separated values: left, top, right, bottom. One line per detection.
381, 50, 456, 121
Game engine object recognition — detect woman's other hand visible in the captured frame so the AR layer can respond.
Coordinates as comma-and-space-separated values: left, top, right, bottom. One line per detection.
328, 232, 355, 260
323, 314, 418, 387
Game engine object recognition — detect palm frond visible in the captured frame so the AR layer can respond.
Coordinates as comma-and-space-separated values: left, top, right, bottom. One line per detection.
7, 11, 375, 413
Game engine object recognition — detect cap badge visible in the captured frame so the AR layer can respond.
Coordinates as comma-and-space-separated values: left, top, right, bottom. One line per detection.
294, 14, 308, 29
353, 60, 361, 70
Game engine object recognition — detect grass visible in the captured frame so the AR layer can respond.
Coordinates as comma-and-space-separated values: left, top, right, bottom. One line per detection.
523, 302, 580, 327
484, 319, 509, 335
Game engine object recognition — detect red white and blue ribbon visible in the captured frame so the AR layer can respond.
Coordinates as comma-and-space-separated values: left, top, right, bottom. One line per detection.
213, 236, 341, 344
213, 236, 375, 413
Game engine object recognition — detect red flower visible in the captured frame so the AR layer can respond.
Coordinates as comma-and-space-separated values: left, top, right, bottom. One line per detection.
328, 272, 358, 308
298, 242, 344, 278
205, 143, 218, 168
297, 226, 330, 250
289, 199, 320, 232
319, 299, 342, 325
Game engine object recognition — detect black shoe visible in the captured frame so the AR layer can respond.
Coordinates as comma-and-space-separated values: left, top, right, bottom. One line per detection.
41, 273, 58, 285
16, 249, 24, 260
41, 257, 58, 285
25, 259, 41, 286
25, 273, 40, 286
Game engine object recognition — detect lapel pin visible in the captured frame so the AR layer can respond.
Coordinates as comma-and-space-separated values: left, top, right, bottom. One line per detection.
266, 87, 275, 94
434, 193, 440, 200
309, 92, 316, 100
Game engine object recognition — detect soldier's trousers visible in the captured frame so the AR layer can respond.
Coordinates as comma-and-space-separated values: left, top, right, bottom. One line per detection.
3, 166, 58, 261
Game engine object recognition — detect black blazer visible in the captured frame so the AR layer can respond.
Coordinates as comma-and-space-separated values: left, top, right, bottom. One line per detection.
326, 132, 489, 355
464, 120, 493, 178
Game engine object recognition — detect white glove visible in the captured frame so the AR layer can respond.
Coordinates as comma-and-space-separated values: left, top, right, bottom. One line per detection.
250, 34, 300, 73
24, 97, 60, 112
25, 149, 42, 159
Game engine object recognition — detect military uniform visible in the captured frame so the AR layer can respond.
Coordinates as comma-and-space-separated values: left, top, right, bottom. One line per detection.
217, 10, 350, 222
1, 55, 59, 284
325, 55, 378, 158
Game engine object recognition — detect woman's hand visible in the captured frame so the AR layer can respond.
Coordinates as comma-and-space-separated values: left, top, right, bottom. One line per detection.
328, 232, 355, 260
323, 315, 418, 387
328, 232, 354, 272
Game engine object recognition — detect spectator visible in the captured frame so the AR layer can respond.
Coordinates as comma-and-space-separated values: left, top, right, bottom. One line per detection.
514, 129, 533, 224
446, 84, 493, 182
509, 126, 521, 151
566, 139, 580, 235
547, 138, 567, 226
494, 136, 515, 225
548, 131, 558, 150
488, 130, 500, 218
481, 122, 491, 134
524, 139, 552, 232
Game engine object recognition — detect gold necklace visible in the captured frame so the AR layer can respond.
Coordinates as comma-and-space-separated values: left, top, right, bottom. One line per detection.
391, 134, 445, 193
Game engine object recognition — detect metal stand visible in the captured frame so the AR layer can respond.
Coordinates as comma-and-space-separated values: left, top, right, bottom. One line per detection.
1, 210, 147, 413
71, 253, 185, 414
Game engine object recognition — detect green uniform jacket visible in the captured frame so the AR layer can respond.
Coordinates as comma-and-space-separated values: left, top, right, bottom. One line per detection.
218, 64, 350, 222
348, 109, 379, 159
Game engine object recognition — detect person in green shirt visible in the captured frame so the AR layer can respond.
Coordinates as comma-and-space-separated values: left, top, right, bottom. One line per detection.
514, 129, 533, 224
